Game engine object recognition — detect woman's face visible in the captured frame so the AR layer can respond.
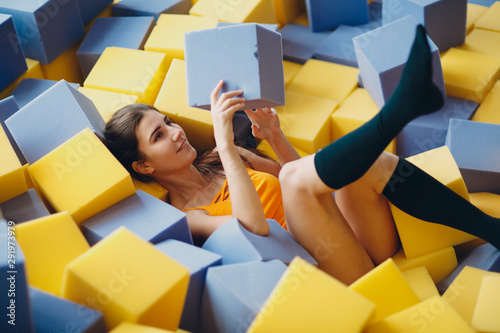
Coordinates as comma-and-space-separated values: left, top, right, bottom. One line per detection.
134, 110, 196, 177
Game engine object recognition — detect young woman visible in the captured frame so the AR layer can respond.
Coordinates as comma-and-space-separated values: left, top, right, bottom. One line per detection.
104, 25, 500, 284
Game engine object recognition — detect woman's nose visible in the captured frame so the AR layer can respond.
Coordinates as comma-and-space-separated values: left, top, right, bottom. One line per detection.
171, 127, 182, 141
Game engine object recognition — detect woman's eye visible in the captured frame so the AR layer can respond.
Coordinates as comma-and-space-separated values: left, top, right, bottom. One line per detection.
154, 132, 162, 142
165, 118, 172, 126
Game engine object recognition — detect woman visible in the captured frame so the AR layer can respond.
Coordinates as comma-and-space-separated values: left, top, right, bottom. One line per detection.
105, 25, 500, 284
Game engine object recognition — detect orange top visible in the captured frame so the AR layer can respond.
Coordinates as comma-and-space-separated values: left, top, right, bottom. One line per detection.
183, 168, 287, 229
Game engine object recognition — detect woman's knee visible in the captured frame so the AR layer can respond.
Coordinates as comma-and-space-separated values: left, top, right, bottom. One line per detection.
279, 160, 303, 192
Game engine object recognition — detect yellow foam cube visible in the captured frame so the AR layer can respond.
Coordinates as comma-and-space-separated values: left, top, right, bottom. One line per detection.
392, 247, 458, 284
442, 266, 499, 325
349, 258, 420, 325
471, 275, 500, 332
144, 14, 217, 64
28, 128, 135, 224
466, 3, 488, 34
15, 211, 90, 296
470, 191, 500, 217
247, 257, 375, 333
472, 80, 500, 125
41, 42, 84, 85
474, 1, 500, 33
276, 90, 338, 154
77, 87, 138, 122
283, 59, 302, 87
273, 0, 304, 27
330, 88, 395, 153
0, 126, 27, 203
366, 296, 476, 333
189, 0, 278, 24
22, 163, 34, 190
286, 59, 359, 104
389, 146, 477, 259
257, 138, 309, 162
441, 47, 500, 103
458, 28, 500, 59
62, 227, 190, 331
109, 322, 177, 333
132, 178, 168, 202
0, 58, 45, 100
293, 11, 309, 26
84, 47, 169, 105
153, 59, 214, 152
401, 266, 440, 301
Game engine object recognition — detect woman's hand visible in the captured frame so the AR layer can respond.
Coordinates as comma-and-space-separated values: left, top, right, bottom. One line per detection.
210, 80, 245, 148
243, 107, 281, 143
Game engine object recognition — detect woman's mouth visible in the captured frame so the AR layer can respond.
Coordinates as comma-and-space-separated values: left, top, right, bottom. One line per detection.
177, 139, 189, 152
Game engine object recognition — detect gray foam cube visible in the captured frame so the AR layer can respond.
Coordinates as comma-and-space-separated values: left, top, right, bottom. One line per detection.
111, 0, 191, 20
0, 96, 25, 164
0, 189, 50, 224
5, 79, 105, 165
12, 78, 80, 109
305, 0, 370, 32
185, 23, 285, 110
280, 23, 331, 64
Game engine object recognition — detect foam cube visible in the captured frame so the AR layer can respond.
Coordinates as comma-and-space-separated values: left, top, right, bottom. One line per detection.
0, 14, 28, 92
6, 80, 105, 165
109, 322, 177, 333
365, 295, 475, 333
0, 221, 34, 333
0, 125, 27, 204
0, 189, 49, 223
468, 0, 497, 6
202, 218, 317, 265
84, 47, 169, 105
12, 78, 80, 108
15, 212, 90, 295
459, 28, 500, 59
29, 287, 107, 333
78, 87, 138, 122
286, 59, 360, 104
272, 0, 304, 26
0, 57, 44, 100
111, 0, 191, 19
247, 257, 375, 333
441, 47, 500, 103
77, 17, 155, 78
472, 79, 500, 125
466, 3, 488, 33
354, 15, 445, 109
0, 0, 85, 64
305, 0, 369, 32
396, 96, 478, 158
75, 0, 113, 25
81, 190, 192, 246
144, 14, 217, 65
189, 0, 278, 24
184, 23, 285, 110
392, 246, 458, 284
132, 178, 168, 202
155, 239, 222, 333
331, 88, 396, 153
389, 146, 477, 259
277, 90, 338, 154
474, 1, 500, 32
442, 266, 499, 325
349, 258, 421, 324
28, 128, 136, 224
62, 227, 190, 331
39, 42, 83, 84
471, 275, 500, 332
0, 96, 25, 164
199, 260, 287, 333
445, 119, 500, 194
279, 23, 331, 64
382, 0, 467, 51
401, 266, 440, 301
283, 60, 302, 87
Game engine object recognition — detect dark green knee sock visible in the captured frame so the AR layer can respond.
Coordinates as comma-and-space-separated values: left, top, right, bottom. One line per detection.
314, 24, 444, 190
383, 157, 500, 249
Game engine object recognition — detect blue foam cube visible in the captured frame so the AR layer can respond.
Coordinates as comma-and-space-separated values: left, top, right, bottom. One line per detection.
382, 0, 467, 52
12, 78, 80, 108
111, 0, 191, 20
155, 239, 222, 333
184, 23, 285, 110
0, 14, 27, 92
0, 96, 25, 164
445, 119, 500, 194
396, 97, 478, 158
202, 218, 317, 266
0, 189, 50, 224
305, 0, 369, 32
468, 0, 497, 6
5, 80, 105, 165
0, 0, 85, 64
353, 15, 445, 109
199, 260, 287, 333
77, 16, 155, 78
0, 220, 34, 333
29, 287, 106, 333
75, 0, 112, 25
216, 22, 279, 32
81, 190, 193, 246
280, 23, 331, 64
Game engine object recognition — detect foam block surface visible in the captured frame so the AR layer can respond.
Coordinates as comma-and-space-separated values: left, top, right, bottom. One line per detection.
0, 96, 25, 164
189, 0, 278, 24
77, 87, 138, 122
0, 14, 27, 92
471, 275, 500, 332
458, 28, 500, 59
279, 23, 331, 64
0, 189, 49, 224
0, 125, 27, 204
472, 79, 500, 125
12, 78, 80, 109
111, 0, 191, 19
474, 1, 500, 32
401, 266, 440, 301
76, 0, 113, 25
305, 0, 369, 32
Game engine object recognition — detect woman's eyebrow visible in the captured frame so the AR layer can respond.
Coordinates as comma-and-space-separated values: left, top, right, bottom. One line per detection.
149, 125, 161, 142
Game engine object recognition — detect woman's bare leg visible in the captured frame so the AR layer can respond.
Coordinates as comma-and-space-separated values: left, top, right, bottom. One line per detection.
279, 154, 375, 285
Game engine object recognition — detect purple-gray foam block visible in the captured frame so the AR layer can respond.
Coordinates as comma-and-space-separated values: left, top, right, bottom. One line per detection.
75, 0, 112, 25
0, 14, 27, 92
12, 78, 80, 108
111, 0, 191, 20
0, 189, 50, 224
305, 0, 370, 32
280, 23, 331, 64
0, 96, 25, 164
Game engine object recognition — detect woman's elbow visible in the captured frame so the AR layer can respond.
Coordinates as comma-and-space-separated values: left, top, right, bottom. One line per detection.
252, 221, 270, 236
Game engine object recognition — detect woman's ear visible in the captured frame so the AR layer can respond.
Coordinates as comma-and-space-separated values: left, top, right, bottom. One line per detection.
132, 160, 154, 175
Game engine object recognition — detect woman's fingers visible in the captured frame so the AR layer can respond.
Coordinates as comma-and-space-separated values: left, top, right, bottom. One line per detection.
210, 80, 224, 107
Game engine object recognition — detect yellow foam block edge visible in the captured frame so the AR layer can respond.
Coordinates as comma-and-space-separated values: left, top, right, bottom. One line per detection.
471, 274, 500, 332
472, 79, 500, 125
78, 86, 139, 122
0, 126, 27, 203
401, 266, 440, 301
